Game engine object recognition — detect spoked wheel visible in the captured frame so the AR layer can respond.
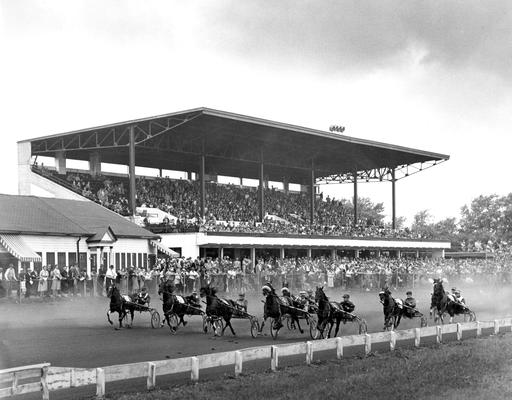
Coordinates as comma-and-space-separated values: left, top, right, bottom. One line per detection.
270, 318, 281, 340
150, 310, 161, 329
420, 317, 428, 328
286, 316, 294, 331
358, 318, 368, 334
168, 313, 179, 334
202, 316, 209, 334
308, 315, 319, 340
250, 317, 260, 338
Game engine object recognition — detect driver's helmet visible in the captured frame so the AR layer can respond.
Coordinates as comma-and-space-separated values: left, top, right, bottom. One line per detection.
299, 291, 307, 297
141, 287, 147, 293
281, 287, 290, 295
262, 285, 271, 295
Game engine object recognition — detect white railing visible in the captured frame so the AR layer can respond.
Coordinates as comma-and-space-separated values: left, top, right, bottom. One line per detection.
1, 318, 510, 399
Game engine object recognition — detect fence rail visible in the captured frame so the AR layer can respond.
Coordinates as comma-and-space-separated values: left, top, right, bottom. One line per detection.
2, 318, 511, 399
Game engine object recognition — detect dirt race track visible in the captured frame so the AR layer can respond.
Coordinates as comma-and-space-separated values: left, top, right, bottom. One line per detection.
1, 285, 511, 399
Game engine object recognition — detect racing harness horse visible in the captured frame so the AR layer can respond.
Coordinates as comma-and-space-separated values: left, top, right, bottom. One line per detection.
106, 284, 136, 330
430, 279, 475, 324
158, 280, 196, 333
199, 285, 237, 336
315, 286, 343, 338
259, 283, 304, 336
379, 288, 402, 331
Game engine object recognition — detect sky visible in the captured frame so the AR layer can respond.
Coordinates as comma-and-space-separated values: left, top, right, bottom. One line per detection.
1, 0, 512, 226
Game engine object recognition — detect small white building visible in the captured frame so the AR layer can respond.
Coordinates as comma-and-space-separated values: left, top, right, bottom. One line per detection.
0, 194, 174, 275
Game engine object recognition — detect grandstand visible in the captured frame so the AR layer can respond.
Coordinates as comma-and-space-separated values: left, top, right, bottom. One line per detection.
17, 107, 450, 261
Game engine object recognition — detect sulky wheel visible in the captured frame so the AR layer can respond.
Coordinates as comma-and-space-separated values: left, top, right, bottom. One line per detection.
308, 315, 319, 340
270, 318, 280, 340
250, 317, 260, 338
420, 317, 428, 328
150, 310, 161, 329
202, 315, 209, 334
358, 318, 368, 334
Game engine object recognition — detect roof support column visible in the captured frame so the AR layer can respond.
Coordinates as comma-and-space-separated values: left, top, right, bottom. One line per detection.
353, 171, 358, 228
128, 126, 136, 217
310, 164, 315, 226
391, 168, 396, 230
200, 151, 206, 221
259, 161, 265, 222
55, 150, 67, 175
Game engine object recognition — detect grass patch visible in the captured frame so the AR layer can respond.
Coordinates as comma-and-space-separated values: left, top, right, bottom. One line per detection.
108, 334, 512, 400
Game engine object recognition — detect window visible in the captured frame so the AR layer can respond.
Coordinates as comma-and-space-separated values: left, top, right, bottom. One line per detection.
121, 253, 126, 269
46, 252, 55, 267
138, 253, 142, 269
143, 254, 148, 269
68, 252, 77, 266
34, 252, 42, 272
115, 253, 120, 269
132, 253, 137, 267
57, 252, 66, 267
79, 252, 87, 269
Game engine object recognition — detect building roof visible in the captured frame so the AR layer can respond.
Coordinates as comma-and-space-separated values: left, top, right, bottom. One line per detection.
21, 107, 449, 184
0, 194, 158, 239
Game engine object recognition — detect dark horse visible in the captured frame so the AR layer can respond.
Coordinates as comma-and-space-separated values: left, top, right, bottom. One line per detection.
259, 283, 304, 335
379, 288, 402, 330
158, 280, 193, 333
106, 284, 136, 330
430, 279, 472, 323
430, 278, 449, 323
315, 286, 343, 338
199, 286, 236, 336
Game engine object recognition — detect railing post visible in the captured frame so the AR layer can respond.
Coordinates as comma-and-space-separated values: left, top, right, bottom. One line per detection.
306, 341, 313, 365
96, 367, 105, 399
191, 357, 199, 382
364, 334, 371, 355
235, 351, 243, 377
436, 325, 442, 344
389, 331, 396, 351
476, 321, 482, 337
456, 323, 462, 341
336, 337, 343, 359
12, 372, 18, 395
147, 362, 156, 390
414, 328, 421, 348
41, 366, 49, 400
494, 320, 500, 335
271, 346, 278, 371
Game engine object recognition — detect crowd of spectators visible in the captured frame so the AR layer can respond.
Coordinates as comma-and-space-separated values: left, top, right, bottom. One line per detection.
2, 252, 511, 301
36, 168, 433, 239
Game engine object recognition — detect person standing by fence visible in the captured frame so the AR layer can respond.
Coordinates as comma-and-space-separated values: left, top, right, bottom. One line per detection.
5, 264, 18, 299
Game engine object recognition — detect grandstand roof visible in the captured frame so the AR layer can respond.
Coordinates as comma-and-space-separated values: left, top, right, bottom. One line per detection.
21, 107, 449, 184
0, 194, 158, 239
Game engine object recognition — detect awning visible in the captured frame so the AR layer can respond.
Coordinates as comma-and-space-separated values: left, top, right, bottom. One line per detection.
150, 240, 179, 257
0, 234, 42, 262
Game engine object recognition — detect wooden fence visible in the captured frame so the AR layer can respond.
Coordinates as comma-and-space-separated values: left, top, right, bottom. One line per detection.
1, 318, 510, 399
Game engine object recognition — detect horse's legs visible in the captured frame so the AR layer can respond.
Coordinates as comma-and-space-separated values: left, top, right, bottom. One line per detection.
327, 319, 335, 338
259, 317, 267, 333
332, 318, 341, 338
294, 316, 303, 334
179, 314, 187, 327
107, 310, 113, 326
394, 315, 402, 329
225, 317, 236, 336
